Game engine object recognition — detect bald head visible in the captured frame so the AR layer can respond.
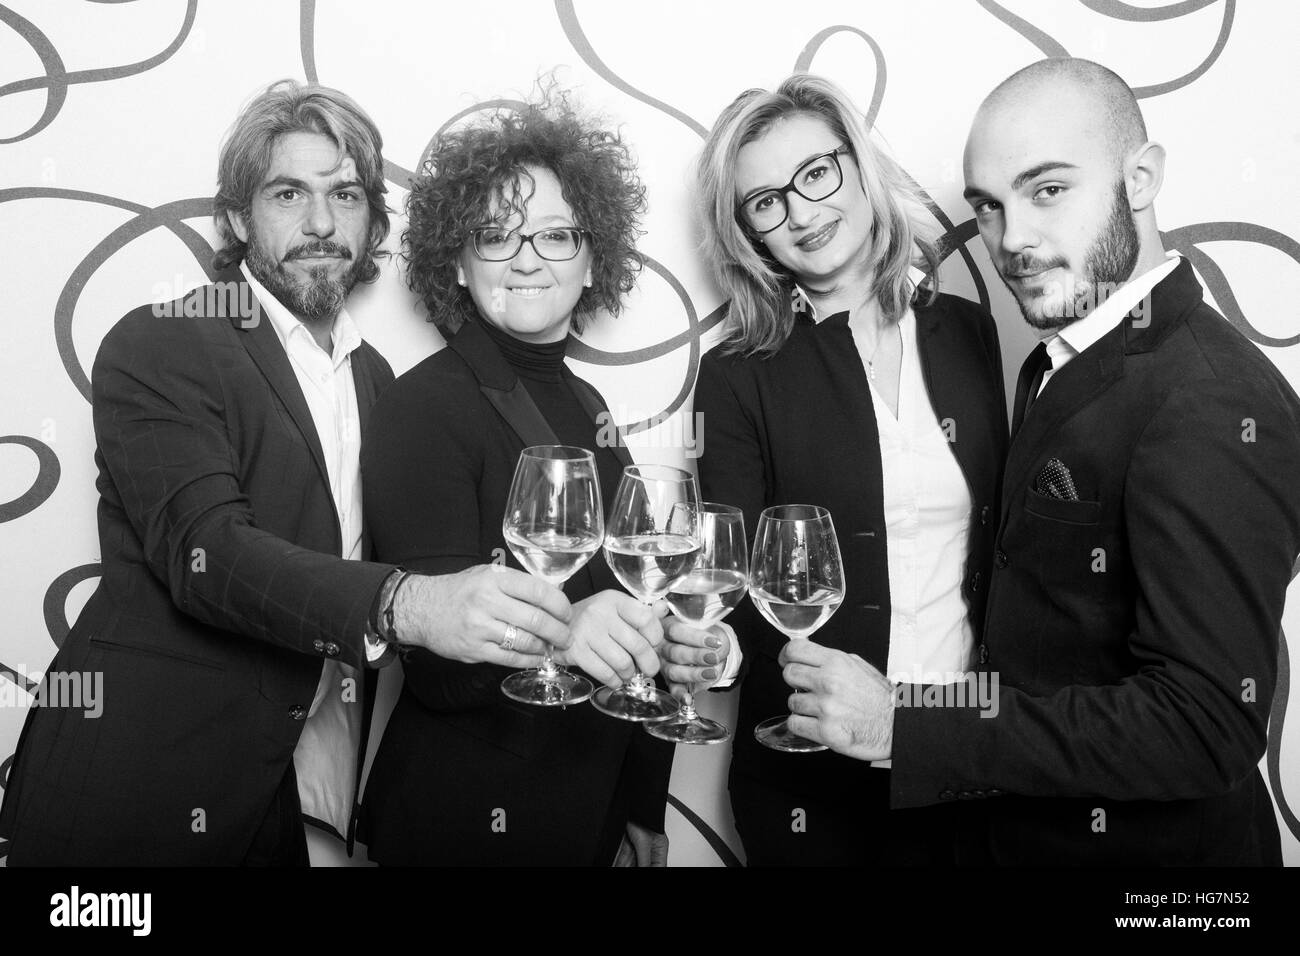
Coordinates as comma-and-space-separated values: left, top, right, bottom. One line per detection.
981, 58, 1146, 166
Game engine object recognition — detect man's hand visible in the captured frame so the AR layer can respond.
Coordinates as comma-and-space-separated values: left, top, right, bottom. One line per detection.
394, 565, 572, 668
613, 821, 668, 867
659, 616, 729, 698
556, 590, 665, 688
780, 641, 894, 761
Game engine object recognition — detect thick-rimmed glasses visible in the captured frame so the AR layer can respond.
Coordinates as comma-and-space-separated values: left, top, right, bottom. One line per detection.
737, 146, 851, 234
469, 226, 588, 262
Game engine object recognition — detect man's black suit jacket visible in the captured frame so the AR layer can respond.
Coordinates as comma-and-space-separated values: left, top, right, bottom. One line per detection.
0, 266, 396, 865
892, 259, 1300, 865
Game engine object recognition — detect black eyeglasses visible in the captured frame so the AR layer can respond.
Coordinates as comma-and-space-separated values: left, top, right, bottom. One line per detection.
737, 146, 852, 234
469, 226, 588, 262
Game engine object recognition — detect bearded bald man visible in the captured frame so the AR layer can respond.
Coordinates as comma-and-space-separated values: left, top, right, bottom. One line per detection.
780, 58, 1300, 865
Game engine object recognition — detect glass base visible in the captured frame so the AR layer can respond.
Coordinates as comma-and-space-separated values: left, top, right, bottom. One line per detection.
591, 682, 679, 722
644, 714, 731, 745
754, 715, 826, 752
501, 667, 593, 707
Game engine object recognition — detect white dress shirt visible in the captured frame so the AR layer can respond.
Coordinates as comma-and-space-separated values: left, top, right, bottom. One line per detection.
1040, 252, 1183, 395
240, 262, 365, 839
793, 284, 976, 768
864, 309, 976, 686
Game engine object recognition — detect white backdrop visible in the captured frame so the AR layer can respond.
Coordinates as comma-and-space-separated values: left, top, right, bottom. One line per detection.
1, 0, 1298, 866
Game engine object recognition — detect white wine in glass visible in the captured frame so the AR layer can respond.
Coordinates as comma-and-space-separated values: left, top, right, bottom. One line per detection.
593, 464, 700, 722
751, 504, 844, 752
500, 445, 603, 706
647, 502, 747, 745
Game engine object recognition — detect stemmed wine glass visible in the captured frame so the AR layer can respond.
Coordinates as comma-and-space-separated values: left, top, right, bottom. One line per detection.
749, 504, 845, 751
594, 464, 701, 721
500, 445, 603, 706
646, 502, 747, 745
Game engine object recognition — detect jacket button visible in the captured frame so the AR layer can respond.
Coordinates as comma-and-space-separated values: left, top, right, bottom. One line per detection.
939, 789, 956, 801
324, 642, 340, 657
968, 571, 982, 593
978, 643, 989, 665
979, 505, 990, 526
288, 704, 307, 720
313, 639, 325, 652
988, 789, 1003, 796
994, 550, 1008, 569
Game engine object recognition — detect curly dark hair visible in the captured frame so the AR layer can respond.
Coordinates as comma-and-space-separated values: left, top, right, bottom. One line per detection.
404, 87, 645, 335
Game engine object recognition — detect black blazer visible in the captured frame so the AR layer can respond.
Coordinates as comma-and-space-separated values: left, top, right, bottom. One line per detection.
892, 259, 1300, 865
694, 290, 1008, 802
358, 319, 674, 866
0, 267, 396, 865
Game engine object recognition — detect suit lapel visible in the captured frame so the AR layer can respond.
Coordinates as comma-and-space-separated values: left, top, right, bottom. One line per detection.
224, 269, 334, 499
1002, 335, 1123, 518
351, 347, 378, 440
999, 258, 1204, 519
566, 369, 634, 469
447, 321, 559, 448
914, 303, 993, 500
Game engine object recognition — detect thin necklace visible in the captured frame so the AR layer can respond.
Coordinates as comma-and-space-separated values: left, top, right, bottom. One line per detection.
865, 322, 896, 382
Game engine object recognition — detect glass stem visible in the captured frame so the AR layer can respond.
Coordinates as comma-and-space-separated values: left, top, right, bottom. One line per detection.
680, 687, 698, 721
539, 644, 559, 680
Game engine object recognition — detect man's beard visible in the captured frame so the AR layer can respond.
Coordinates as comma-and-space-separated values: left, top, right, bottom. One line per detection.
243, 225, 367, 323
1000, 177, 1140, 332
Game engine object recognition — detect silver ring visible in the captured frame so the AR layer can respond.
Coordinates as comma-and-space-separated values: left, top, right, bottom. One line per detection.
501, 623, 519, 651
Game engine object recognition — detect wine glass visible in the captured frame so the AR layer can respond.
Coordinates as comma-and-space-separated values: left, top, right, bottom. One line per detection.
646, 502, 746, 745
593, 464, 701, 721
749, 504, 845, 752
500, 445, 603, 706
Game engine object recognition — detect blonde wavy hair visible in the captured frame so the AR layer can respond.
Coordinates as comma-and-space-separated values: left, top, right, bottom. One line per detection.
697, 73, 940, 357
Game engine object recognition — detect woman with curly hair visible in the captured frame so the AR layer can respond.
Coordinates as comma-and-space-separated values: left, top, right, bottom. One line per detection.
358, 90, 707, 865
679, 73, 1009, 865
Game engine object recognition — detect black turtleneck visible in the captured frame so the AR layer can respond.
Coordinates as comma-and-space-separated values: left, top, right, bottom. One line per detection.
479, 318, 568, 383
477, 319, 627, 596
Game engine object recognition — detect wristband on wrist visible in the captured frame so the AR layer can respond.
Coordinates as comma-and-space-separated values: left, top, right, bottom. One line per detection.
380, 569, 414, 644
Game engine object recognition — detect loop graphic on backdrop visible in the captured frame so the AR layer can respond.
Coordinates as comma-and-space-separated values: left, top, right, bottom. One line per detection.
43, 564, 102, 651
0, 0, 198, 143
1163, 224, 1300, 348
0, 189, 219, 403
976, 0, 1235, 98
0, 435, 60, 523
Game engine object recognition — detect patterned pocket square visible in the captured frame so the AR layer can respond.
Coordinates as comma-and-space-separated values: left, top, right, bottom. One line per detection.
1036, 458, 1080, 501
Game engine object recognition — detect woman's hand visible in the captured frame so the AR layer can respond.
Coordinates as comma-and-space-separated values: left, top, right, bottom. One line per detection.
555, 590, 666, 687
659, 617, 732, 698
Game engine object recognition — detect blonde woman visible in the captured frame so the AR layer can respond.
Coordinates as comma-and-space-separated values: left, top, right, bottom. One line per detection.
684, 73, 1008, 865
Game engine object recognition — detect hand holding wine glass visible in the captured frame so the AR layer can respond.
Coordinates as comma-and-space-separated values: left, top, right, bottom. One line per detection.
750, 504, 845, 752
500, 445, 604, 706
594, 464, 701, 721
648, 502, 747, 744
